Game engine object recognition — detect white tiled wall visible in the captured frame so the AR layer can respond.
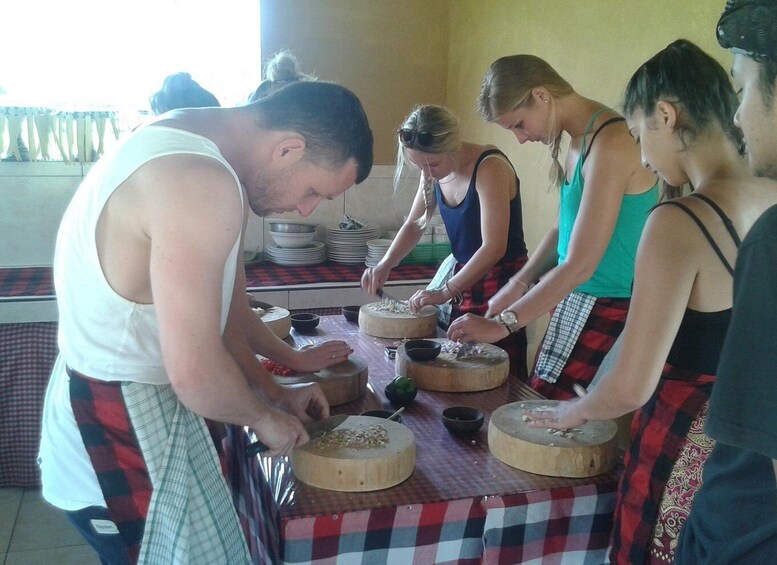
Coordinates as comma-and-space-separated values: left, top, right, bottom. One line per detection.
259, 164, 419, 252
0, 163, 420, 267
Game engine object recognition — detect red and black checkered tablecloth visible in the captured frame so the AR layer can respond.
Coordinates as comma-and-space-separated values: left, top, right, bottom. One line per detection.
228, 315, 621, 564
0, 267, 54, 298
0, 263, 438, 298
244, 262, 436, 289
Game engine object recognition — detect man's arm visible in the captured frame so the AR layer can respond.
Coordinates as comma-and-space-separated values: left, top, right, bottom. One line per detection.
143, 156, 307, 455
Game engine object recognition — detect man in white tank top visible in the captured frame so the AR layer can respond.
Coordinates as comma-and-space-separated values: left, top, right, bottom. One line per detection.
39, 81, 373, 564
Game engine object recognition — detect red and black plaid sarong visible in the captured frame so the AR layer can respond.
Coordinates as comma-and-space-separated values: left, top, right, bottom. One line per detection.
609, 362, 714, 565
530, 296, 629, 399
68, 368, 152, 564
452, 254, 529, 381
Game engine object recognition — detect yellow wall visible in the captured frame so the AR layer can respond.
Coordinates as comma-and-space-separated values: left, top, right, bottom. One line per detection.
261, 0, 728, 250
260, 0, 449, 164
446, 0, 728, 252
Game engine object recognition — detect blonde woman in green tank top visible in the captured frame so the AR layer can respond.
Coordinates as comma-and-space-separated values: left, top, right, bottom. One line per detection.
448, 54, 658, 400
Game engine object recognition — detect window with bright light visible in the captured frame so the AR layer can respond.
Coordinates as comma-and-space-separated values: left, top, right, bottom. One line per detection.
3, 0, 261, 109
0, 0, 261, 162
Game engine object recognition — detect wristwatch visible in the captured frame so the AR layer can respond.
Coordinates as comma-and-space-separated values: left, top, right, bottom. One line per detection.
498, 309, 520, 334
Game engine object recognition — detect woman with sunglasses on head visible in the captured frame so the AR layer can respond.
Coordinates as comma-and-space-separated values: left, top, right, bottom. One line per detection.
524, 39, 777, 564
448, 54, 659, 400
361, 104, 530, 380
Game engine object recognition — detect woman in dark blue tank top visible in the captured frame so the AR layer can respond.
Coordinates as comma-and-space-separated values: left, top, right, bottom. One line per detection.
521, 40, 777, 565
361, 105, 530, 379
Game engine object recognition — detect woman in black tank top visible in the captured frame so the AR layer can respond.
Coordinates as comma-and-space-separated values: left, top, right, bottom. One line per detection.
521, 40, 777, 564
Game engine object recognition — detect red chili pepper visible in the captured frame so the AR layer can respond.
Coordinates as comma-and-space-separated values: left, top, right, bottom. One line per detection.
260, 358, 296, 376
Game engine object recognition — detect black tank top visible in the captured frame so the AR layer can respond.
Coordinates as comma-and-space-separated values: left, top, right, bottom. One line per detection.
659, 193, 741, 375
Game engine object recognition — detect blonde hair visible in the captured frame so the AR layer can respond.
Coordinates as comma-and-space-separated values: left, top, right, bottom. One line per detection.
393, 105, 461, 230
478, 55, 573, 188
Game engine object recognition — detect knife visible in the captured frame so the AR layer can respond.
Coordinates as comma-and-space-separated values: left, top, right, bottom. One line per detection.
248, 297, 275, 311
244, 414, 349, 457
376, 288, 405, 306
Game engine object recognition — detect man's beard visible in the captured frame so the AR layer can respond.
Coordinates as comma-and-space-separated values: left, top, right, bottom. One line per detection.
245, 171, 281, 217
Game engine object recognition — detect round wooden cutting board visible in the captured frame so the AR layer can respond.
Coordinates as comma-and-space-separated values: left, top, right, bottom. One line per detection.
395, 339, 509, 392
274, 355, 368, 406
488, 400, 619, 478
256, 306, 291, 339
358, 303, 437, 339
291, 415, 415, 491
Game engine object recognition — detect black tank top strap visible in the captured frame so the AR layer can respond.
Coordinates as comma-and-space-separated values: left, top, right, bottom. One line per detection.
582, 116, 626, 162
472, 149, 519, 189
688, 192, 742, 246
654, 200, 735, 276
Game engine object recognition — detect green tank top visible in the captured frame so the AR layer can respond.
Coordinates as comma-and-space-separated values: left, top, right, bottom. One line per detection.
557, 108, 659, 298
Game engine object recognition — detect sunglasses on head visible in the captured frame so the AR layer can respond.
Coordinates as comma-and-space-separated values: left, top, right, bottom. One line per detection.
397, 128, 450, 147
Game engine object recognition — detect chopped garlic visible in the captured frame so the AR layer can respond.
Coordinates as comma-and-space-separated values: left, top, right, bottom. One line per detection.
316, 424, 389, 450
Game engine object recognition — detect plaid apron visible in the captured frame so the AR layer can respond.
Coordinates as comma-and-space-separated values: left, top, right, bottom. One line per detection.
452, 254, 529, 381
530, 295, 629, 400
609, 362, 715, 565
69, 369, 252, 564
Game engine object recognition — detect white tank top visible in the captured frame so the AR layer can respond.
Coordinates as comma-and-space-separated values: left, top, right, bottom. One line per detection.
40, 125, 243, 510
55, 125, 242, 384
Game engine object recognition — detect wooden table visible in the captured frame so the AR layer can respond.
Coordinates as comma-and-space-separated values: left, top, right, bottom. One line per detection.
226, 315, 620, 564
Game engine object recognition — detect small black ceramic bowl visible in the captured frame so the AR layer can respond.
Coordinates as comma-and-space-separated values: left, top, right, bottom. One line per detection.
342, 305, 361, 323
404, 339, 441, 362
442, 406, 485, 435
361, 409, 402, 423
290, 312, 320, 333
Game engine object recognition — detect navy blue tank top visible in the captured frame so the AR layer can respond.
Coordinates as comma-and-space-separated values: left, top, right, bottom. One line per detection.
436, 149, 527, 264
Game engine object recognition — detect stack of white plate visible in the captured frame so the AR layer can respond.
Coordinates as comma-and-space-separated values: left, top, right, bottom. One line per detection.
325, 223, 381, 264
365, 238, 394, 267
265, 241, 326, 266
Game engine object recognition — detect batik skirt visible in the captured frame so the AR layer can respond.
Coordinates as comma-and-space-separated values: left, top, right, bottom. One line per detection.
609, 362, 715, 564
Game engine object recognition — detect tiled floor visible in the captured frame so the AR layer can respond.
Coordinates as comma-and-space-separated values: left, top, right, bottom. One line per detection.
0, 488, 99, 565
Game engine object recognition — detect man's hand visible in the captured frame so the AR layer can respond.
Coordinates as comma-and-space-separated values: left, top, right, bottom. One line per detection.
249, 406, 309, 457
289, 341, 353, 372
274, 382, 330, 424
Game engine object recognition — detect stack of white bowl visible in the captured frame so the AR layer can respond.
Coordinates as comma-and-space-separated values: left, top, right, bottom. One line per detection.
325, 223, 381, 264
266, 220, 326, 265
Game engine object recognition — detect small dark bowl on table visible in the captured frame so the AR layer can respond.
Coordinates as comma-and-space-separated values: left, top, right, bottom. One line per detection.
290, 313, 320, 333
442, 406, 485, 435
404, 339, 441, 362
384, 385, 417, 406
342, 305, 361, 323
